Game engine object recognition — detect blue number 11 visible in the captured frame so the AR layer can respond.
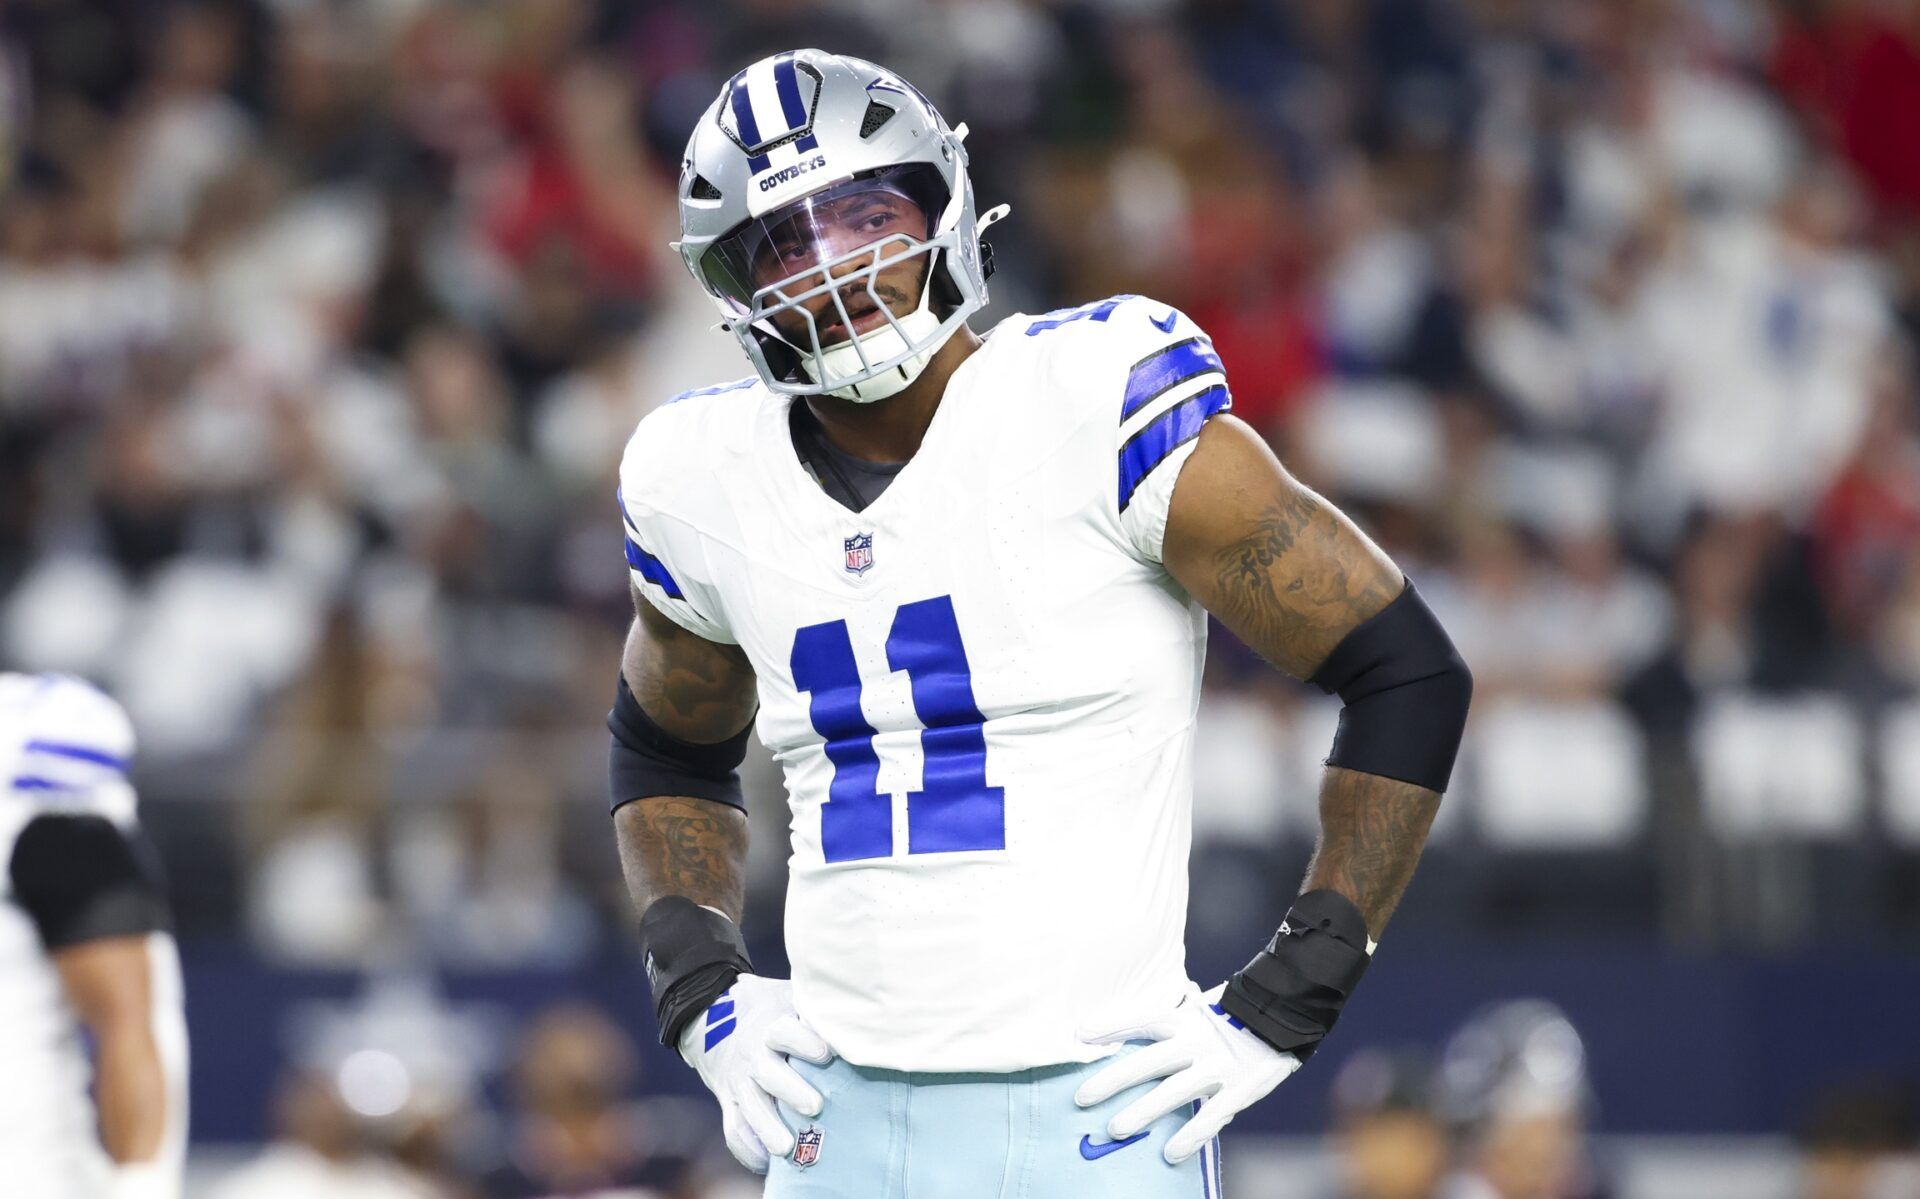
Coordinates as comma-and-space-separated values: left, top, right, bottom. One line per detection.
790, 595, 1005, 863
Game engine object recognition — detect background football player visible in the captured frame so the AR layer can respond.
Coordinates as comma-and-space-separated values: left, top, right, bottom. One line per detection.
0, 673, 190, 1199
607, 50, 1471, 1195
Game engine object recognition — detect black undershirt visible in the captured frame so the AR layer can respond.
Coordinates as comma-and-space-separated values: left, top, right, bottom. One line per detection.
9, 815, 171, 951
788, 400, 906, 513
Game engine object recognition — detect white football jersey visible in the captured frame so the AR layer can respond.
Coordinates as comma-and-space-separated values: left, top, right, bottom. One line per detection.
620, 295, 1234, 1072
0, 673, 183, 1197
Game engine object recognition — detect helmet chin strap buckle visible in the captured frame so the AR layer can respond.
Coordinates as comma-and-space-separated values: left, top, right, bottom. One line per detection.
976, 204, 1010, 234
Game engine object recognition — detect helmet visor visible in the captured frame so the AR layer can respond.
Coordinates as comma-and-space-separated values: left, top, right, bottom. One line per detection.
699, 165, 947, 348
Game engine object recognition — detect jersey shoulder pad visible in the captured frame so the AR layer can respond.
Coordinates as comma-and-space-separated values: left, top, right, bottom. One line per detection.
615, 381, 766, 644
1, 673, 138, 820
1016, 295, 1228, 417
1018, 296, 1232, 512
619, 375, 768, 511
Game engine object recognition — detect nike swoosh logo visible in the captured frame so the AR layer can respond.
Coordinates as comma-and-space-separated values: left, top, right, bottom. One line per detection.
1079, 1131, 1150, 1160
1150, 309, 1179, 333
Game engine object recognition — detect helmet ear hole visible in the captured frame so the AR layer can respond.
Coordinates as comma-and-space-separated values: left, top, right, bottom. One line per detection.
929, 246, 965, 315
753, 328, 807, 385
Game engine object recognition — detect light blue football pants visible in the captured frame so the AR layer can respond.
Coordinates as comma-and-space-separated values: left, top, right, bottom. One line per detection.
765, 1047, 1225, 1198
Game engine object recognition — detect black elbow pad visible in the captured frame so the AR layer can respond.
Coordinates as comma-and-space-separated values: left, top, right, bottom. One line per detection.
608, 676, 753, 815
1308, 581, 1472, 793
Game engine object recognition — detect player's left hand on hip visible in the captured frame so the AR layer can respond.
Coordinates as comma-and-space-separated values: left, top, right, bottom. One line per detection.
678, 974, 835, 1174
1074, 982, 1302, 1164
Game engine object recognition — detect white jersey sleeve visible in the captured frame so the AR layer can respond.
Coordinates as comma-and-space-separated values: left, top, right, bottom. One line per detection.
1, 672, 139, 825
615, 391, 750, 645
1031, 294, 1234, 565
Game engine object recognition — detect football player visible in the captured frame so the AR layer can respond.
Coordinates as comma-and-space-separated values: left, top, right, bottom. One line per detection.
0, 674, 189, 1199
608, 50, 1472, 1196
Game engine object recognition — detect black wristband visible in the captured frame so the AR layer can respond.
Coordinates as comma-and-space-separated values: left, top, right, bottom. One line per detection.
639, 896, 754, 1048
1219, 889, 1372, 1060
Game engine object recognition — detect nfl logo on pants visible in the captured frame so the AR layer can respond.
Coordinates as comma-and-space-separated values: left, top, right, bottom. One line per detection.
794, 1126, 824, 1167
844, 532, 874, 575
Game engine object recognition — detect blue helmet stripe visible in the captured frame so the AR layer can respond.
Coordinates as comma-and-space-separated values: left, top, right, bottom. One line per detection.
773, 54, 819, 153
727, 68, 771, 172
1121, 337, 1224, 420
772, 53, 808, 133
1117, 384, 1232, 512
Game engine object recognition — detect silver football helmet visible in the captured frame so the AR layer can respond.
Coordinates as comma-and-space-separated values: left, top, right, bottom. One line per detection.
675, 50, 1007, 402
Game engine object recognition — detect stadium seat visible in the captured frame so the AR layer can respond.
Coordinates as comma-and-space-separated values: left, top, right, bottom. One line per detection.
1694, 693, 1866, 839
1191, 690, 1295, 845
1879, 701, 1920, 847
1475, 699, 1648, 849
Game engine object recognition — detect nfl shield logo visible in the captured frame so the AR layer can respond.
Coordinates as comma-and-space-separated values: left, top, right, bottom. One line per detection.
844, 532, 874, 575
794, 1126, 824, 1167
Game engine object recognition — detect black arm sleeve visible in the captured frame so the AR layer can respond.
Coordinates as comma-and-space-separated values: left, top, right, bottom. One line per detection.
608, 675, 753, 815
1307, 580, 1472, 794
8, 815, 171, 951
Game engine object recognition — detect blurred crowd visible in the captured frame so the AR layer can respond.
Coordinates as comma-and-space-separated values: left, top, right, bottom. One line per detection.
208, 992, 732, 1198
6, 0, 1920, 960
1321, 1001, 1920, 1199
194, 991, 1920, 1198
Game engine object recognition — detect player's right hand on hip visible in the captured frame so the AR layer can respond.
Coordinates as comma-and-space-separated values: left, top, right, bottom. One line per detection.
677, 973, 834, 1174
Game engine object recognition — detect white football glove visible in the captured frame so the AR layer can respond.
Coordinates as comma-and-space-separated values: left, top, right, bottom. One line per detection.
1075, 982, 1303, 1164
678, 974, 834, 1174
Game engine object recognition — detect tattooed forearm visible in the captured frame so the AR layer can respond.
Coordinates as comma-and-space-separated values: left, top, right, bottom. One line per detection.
616, 796, 748, 922
613, 586, 757, 922
1163, 419, 1441, 938
1302, 767, 1440, 935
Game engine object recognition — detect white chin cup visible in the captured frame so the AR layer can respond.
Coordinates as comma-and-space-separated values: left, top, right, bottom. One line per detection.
803, 308, 947, 403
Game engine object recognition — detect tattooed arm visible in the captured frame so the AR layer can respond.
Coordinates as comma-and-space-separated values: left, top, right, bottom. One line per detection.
1161, 415, 1440, 938
614, 586, 758, 922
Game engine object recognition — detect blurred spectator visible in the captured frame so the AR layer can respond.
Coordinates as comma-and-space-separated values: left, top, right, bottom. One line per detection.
1328, 1048, 1450, 1199
1436, 1001, 1609, 1199
479, 1003, 699, 1199
0, 0, 1916, 986
1797, 1084, 1920, 1199
207, 1069, 446, 1199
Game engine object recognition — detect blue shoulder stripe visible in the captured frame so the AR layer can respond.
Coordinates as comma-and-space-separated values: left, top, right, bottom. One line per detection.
12, 776, 86, 793
1122, 337, 1223, 420
1117, 384, 1232, 512
23, 740, 128, 772
624, 535, 686, 599
667, 376, 757, 405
